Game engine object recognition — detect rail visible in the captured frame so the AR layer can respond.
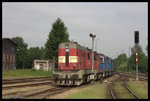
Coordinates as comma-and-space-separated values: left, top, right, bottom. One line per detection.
109, 83, 116, 99
124, 81, 141, 99
2, 81, 53, 90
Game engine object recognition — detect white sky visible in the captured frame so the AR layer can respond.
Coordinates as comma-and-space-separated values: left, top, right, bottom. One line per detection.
2, 2, 148, 59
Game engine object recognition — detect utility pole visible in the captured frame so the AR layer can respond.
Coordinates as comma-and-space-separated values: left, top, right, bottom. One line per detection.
95, 38, 99, 52
128, 47, 131, 82
128, 47, 130, 73
89, 33, 96, 80
136, 44, 138, 80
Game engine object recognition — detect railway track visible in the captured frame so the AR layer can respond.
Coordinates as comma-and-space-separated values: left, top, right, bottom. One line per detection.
23, 87, 71, 99
3, 75, 95, 99
41, 87, 72, 99
3, 79, 95, 99
109, 83, 116, 99
3, 86, 50, 96
117, 73, 148, 81
109, 76, 140, 99
2, 76, 56, 99
116, 72, 148, 77
124, 81, 141, 99
2, 81, 53, 90
3, 76, 53, 85
3, 86, 71, 99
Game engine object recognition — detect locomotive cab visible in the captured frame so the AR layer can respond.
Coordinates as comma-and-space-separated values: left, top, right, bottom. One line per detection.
53, 42, 82, 86
58, 42, 79, 70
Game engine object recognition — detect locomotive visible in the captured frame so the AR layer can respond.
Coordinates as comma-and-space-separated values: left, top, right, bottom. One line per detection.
53, 42, 114, 86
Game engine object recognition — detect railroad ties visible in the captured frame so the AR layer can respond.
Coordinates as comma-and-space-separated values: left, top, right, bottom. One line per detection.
2, 77, 55, 99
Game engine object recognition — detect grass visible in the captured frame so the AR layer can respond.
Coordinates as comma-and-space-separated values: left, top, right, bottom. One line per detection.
113, 81, 135, 99
2, 69, 53, 79
127, 80, 148, 99
66, 83, 108, 99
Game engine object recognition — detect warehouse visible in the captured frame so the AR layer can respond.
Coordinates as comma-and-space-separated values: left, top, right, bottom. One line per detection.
2, 38, 17, 70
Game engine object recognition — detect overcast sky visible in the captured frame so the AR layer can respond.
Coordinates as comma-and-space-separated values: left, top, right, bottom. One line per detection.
2, 2, 148, 59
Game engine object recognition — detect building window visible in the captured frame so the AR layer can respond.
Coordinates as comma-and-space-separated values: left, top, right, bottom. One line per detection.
13, 55, 15, 62
10, 54, 11, 62
3, 53, 5, 62
6, 54, 8, 62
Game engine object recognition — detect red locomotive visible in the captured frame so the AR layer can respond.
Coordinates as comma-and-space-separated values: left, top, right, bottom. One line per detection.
53, 42, 114, 86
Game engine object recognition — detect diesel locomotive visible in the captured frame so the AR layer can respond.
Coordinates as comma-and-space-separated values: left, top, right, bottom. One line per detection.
53, 42, 114, 86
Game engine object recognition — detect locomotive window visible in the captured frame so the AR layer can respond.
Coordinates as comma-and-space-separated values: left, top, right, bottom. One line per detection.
87, 53, 90, 60
100, 58, 103, 63
66, 52, 69, 67
65, 44, 69, 49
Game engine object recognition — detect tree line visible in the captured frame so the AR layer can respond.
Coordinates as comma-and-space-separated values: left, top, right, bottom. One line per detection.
11, 18, 69, 69
113, 45, 148, 73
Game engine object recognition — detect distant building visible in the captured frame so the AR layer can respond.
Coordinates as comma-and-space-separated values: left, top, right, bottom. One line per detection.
2, 38, 17, 70
34, 60, 52, 71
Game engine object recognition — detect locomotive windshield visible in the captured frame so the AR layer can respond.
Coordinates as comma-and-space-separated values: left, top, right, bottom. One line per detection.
100, 57, 103, 63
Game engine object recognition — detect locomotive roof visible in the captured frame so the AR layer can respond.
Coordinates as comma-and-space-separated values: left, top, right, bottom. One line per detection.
59, 42, 112, 60
59, 42, 91, 51
99, 53, 113, 60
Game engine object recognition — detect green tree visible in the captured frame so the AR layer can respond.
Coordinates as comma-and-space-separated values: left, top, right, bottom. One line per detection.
128, 44, 148, 73
40, 46, 45, 60
146, 45, 148, 55
11, 37, 28, 69
113, 53, 128, 72
44, 18, 69, 62
25, 47, 44, 68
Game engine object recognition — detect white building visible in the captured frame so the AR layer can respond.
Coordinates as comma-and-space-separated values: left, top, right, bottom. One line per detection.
34, 60, 51, 71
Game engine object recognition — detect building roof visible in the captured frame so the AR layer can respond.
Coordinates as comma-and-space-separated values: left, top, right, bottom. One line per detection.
2, 38, 18, 46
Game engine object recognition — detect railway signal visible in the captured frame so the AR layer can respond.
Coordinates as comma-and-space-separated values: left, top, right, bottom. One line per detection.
134, 31, 139, 44
134, 31, 139, 80
89, 33, 96, 80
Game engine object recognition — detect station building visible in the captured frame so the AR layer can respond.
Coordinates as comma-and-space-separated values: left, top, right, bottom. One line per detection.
2, 38, 17, 70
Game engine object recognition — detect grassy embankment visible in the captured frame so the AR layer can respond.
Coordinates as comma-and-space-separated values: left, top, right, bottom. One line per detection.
2, 69, 53, 79
127, 81, 148, 99
66, 83, 108, 99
